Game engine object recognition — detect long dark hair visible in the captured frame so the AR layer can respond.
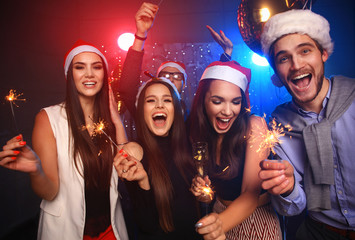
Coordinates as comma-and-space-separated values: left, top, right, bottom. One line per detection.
187, 79, 250, 179
65, 57, 115, 191
135, 79, 193, 232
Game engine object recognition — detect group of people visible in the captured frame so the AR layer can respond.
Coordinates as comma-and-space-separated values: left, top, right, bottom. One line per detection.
0, 2, 354, 240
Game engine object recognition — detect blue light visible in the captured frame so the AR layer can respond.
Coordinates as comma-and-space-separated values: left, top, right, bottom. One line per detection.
252, 53, 269, 66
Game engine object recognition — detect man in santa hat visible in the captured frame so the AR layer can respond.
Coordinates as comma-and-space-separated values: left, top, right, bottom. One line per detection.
258, 9, 355, 240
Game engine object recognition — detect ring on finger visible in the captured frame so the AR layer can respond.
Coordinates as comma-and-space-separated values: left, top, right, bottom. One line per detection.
122, 169, 127, 173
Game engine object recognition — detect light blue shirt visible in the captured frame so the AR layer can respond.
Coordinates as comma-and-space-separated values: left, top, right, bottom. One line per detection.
271, 78, 355, 230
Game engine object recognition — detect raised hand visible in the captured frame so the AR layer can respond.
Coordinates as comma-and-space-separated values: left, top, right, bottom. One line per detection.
206, 25, 233, 56
135, 2, 159, 38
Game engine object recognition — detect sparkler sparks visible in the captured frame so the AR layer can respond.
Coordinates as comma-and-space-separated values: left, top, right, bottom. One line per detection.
5, 89, 26, 105
201, 185, 214, 202
5, 89, 26, 133
250, 116, 292, 155
86, 118, 120, 149
245, 106, 252, 113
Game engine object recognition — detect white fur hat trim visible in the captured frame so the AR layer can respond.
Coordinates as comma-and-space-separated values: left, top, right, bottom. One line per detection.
261, 9, 333, 57
200, 65, 248, 92
64, 45, 108, 77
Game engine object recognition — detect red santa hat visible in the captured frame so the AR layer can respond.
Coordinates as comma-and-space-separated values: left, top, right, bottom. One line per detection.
63, 39, 108, 78
200, 61, 251, 105
157, 61, 187, 83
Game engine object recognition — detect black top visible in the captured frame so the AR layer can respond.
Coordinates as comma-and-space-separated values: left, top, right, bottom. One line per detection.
84, 185, 111, 237
125, 136, 202, 240
210, 164, 244, 201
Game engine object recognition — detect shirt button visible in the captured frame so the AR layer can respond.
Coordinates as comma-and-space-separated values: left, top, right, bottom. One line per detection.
334, 165, 337, 169
344, 210, 348, 214
338, 190, 343, 195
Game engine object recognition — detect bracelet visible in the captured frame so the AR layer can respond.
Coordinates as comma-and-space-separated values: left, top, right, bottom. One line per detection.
135, 34, 147, 41
223, 52, 232, 61
118, 141, 129, 146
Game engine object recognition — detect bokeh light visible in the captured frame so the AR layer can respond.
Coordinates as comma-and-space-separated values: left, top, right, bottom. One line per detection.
117, 33, 134, 51
252, 53, 269, 66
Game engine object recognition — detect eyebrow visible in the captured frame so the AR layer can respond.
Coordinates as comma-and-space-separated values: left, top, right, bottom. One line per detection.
210, 95, 242, 101
145, 94, 172, 99
73, 61, 103, 65
275, 42, 316, 59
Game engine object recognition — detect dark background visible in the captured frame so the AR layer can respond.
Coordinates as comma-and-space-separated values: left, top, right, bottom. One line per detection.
0, 0, 354, 239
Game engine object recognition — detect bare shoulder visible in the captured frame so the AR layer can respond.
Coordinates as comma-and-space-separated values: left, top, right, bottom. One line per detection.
32, 109, 55, 146
248, 115, 267, 131
34, 109, 50, 124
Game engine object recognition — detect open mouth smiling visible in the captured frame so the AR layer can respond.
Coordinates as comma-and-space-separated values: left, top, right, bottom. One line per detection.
290, 73, 312, 89
83, 81, 97, 87
152, 112, 167, 127
216, 117, 232, 130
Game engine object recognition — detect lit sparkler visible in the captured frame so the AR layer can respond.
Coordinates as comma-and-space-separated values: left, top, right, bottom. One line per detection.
87, 118, 120, 149
198, 184, 214, 217
200, 185, 214, 202
245, 105, 252, 113
5, 89, 26, 133
250, 116, 292, 155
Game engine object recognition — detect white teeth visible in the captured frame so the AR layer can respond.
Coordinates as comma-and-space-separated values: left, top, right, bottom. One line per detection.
219, 118, 230, 123
153, 113, 167, 118
293, 73, 310, 80
84, 81, 96, 86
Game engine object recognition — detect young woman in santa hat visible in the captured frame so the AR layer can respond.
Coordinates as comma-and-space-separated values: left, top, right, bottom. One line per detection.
113, 78, 225, 240
0, 40, 129, 240
188, 60, 282, 239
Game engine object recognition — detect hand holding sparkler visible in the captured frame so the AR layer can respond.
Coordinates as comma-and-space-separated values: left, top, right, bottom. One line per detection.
190, 175, 214, 204
258, 159, 295, 196
0, 134, 40, 174
113, 147, 149, 190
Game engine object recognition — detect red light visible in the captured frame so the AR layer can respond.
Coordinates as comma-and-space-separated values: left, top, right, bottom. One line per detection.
117, 33, 134, 51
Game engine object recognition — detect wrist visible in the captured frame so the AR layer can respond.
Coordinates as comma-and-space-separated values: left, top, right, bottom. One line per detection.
135, 32, 147, 41
138, 176, 150, 190
225, 48, 233, 57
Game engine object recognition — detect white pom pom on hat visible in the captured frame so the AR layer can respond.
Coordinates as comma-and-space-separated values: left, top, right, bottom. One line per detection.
157, 61, 187, 82
64, 39, 108, 78
261, 9, 334, 58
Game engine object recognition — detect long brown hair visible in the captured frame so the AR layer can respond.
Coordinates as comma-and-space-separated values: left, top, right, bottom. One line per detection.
135, 79, 193, 232
65, 58, 116, 191
187, 79, 250, 179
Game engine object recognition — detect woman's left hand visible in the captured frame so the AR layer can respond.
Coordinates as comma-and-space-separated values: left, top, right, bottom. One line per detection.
196, 213, 226, 240
190, 175, 211, 197
113, 149, 150, 190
